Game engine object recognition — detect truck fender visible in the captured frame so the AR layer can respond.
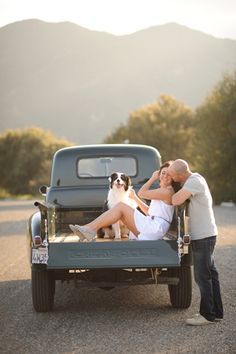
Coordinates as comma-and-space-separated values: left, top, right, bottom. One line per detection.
27, 211, 41, 262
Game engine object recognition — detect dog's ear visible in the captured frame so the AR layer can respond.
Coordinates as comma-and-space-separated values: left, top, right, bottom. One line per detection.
108, 172, 116, 187
124, 175, 132, 191
109, 172, 117, 186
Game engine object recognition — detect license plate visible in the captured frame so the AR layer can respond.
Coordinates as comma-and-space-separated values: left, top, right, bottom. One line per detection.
32, 247, 48, 264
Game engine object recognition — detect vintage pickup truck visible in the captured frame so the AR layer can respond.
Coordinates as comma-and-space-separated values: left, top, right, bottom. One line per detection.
27, 144, 192, 312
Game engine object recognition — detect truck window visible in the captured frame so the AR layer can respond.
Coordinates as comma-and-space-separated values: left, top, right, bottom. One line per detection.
78, 156, 137, 177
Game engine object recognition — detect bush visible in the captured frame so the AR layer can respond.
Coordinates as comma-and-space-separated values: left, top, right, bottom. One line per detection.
0, 127, 72, 195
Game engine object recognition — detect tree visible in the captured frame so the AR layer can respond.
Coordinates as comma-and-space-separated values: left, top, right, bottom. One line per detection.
104, 95, 194, 162
0, 127, 71, 195
194, 70, 236, 203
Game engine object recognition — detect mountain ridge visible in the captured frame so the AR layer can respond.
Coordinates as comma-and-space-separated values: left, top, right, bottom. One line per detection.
0, 20, 236, 144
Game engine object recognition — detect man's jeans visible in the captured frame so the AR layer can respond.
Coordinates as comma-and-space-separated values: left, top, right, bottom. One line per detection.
191, 236, 224, 321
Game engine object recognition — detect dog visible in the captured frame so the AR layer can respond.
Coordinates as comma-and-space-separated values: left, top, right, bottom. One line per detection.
97, 172, 137, 239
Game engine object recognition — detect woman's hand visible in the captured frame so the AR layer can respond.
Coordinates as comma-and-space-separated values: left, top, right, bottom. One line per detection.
129, 187, 137, 200
150, 170, 160, 181
129, 186, 149, 215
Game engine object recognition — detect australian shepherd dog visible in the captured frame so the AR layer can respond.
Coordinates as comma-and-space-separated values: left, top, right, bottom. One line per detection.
97, 172, 137, 239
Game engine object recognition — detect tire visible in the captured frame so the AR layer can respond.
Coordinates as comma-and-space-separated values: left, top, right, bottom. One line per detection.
32, 267, 55, 312
168, 266, 192, 308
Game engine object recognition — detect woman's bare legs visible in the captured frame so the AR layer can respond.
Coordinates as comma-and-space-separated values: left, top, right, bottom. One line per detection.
83, 202, 139, 236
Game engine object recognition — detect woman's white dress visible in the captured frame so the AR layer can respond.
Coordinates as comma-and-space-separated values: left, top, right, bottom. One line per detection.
133, 199, 174, 240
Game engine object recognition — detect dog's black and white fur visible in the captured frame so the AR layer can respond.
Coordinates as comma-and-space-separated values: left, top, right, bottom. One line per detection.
97, 172, 137, 239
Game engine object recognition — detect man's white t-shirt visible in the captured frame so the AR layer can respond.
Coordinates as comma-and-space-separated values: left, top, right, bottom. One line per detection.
183, 173, 218, 240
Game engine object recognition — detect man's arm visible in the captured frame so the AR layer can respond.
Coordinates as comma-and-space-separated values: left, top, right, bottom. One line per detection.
172, 188, 192, 206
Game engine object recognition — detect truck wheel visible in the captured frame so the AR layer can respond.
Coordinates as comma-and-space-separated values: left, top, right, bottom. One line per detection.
168, 266, 192, 309
32, 268, 55, 312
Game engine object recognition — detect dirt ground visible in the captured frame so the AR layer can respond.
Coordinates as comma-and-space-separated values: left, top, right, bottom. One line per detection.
0, 200, 235, 354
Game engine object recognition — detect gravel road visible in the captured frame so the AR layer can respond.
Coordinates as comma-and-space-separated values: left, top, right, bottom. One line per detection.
0, 200, 235, 354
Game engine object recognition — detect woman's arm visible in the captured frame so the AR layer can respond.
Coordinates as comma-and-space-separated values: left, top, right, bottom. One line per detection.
138, 171, 173, 203
129, 188, 149, 215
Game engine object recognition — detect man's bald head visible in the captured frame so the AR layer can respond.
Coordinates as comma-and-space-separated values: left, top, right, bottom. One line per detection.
170, 159, 190, 174
168, 159, 191, 182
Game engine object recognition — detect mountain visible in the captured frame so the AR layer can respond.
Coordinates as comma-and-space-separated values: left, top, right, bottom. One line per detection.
0, 20, 236, 144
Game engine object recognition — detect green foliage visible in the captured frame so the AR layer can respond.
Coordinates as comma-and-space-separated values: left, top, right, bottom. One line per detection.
194, 71, 236, 203
104, 95, 194, 162
0, 127, 71, 195
104, 71, 236, 203
1, 71, 235, 203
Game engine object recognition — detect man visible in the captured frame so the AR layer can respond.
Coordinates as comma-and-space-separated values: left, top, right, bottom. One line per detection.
168, 159, 223, 326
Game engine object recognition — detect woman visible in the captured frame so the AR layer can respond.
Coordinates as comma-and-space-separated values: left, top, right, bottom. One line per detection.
70, 161, 179, 241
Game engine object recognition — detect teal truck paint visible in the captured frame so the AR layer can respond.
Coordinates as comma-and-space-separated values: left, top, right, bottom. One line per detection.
27, 144, 192, 312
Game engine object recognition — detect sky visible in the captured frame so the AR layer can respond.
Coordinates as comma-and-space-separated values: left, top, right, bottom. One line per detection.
0, 0, 236, 39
